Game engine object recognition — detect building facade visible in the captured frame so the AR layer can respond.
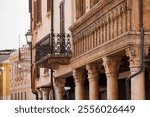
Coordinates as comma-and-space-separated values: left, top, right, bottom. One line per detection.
9, 45, 35, 100
31, 0, 150, 100
31, 0, 72, 100
0, 49, 14, 100
69, 0, 150, 100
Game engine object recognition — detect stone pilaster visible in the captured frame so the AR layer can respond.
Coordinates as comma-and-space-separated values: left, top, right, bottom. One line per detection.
54, 78, 66, 100
86, 64, 99, 100
126, 46, 148, 100
102, 57, 121, 100
41, 86, 51, 100
73, 68, 85, 100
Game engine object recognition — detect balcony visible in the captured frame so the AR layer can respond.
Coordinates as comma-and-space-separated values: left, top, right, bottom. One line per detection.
69, 0, 150, 69
35, 33, 72, 69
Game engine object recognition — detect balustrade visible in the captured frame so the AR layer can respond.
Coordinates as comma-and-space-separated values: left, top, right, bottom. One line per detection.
35, 33, 72, 64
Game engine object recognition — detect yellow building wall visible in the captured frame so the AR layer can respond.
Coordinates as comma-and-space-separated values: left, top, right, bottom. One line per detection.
0, 63, 10, 99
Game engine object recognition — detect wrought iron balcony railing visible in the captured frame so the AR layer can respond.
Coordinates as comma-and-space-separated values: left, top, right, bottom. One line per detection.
35, 33, 72, 64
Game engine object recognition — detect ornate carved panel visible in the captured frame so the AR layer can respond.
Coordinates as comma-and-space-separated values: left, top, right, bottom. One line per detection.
71, 33, 150, 69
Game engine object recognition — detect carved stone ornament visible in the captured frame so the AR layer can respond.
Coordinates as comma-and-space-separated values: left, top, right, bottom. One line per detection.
102, 57, 121, 74
54, 78, 66, 88
73, 68, 85, 84
86, 64, 99, 80
126, 46, 149, 68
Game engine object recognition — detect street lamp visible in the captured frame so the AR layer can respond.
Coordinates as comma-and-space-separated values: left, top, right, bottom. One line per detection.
25, 30, 38, 100
25, 30, 32, 45
25, 30, 32, 70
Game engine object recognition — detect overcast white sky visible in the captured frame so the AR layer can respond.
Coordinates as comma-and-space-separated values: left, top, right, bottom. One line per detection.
0, 0, 30, 50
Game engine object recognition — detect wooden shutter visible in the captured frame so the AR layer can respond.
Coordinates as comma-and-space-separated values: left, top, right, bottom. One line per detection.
34, 1, 37, 29
47, 0, 51, 12
76, 0, 85, 19
60, 1, 65, 53
60, 1, 65, 34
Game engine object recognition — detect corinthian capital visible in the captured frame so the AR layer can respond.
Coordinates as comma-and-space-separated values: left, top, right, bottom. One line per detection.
102, 57, 121, 74
54, 78, 66, 88
73, 68, 85, 84
86, 64, 99, 80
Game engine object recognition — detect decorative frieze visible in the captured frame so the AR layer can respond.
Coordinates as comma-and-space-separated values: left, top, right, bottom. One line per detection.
71, 33, 150, 69
72, 0, 128, 39
72, 0, 130, 58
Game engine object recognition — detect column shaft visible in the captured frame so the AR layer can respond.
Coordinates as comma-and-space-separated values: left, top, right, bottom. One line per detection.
41, 87, 50, 100
130, 68, 145, 99
54, 78, 66, 100
103, 57, 121, 100
73, 68, 85, 100
86, 64, 99, 100
126, 46, 148, 100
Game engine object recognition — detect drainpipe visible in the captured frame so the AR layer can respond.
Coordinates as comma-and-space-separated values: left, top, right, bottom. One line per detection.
50, 0, 55, 100
30, 41, 38, 100
126, 0, 144, 100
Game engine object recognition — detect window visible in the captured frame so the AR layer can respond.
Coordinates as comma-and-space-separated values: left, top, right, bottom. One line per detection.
36, 0, 42, 24
60, 1, 66, 53
47, 0, 51, 12
76, 0, 86, 19
34, 1, 37, 29
43, 68, 49, 76
60, 1, 65, 34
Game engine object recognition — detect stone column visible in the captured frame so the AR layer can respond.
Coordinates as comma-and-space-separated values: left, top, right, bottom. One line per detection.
36, 88, 42, 100
126, 46, 148, 100
73, 68, 85, 100
41, 86, 50, 100
54, 78, 66, 100
102, 57, 121, 100
86, 64, 99, 100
